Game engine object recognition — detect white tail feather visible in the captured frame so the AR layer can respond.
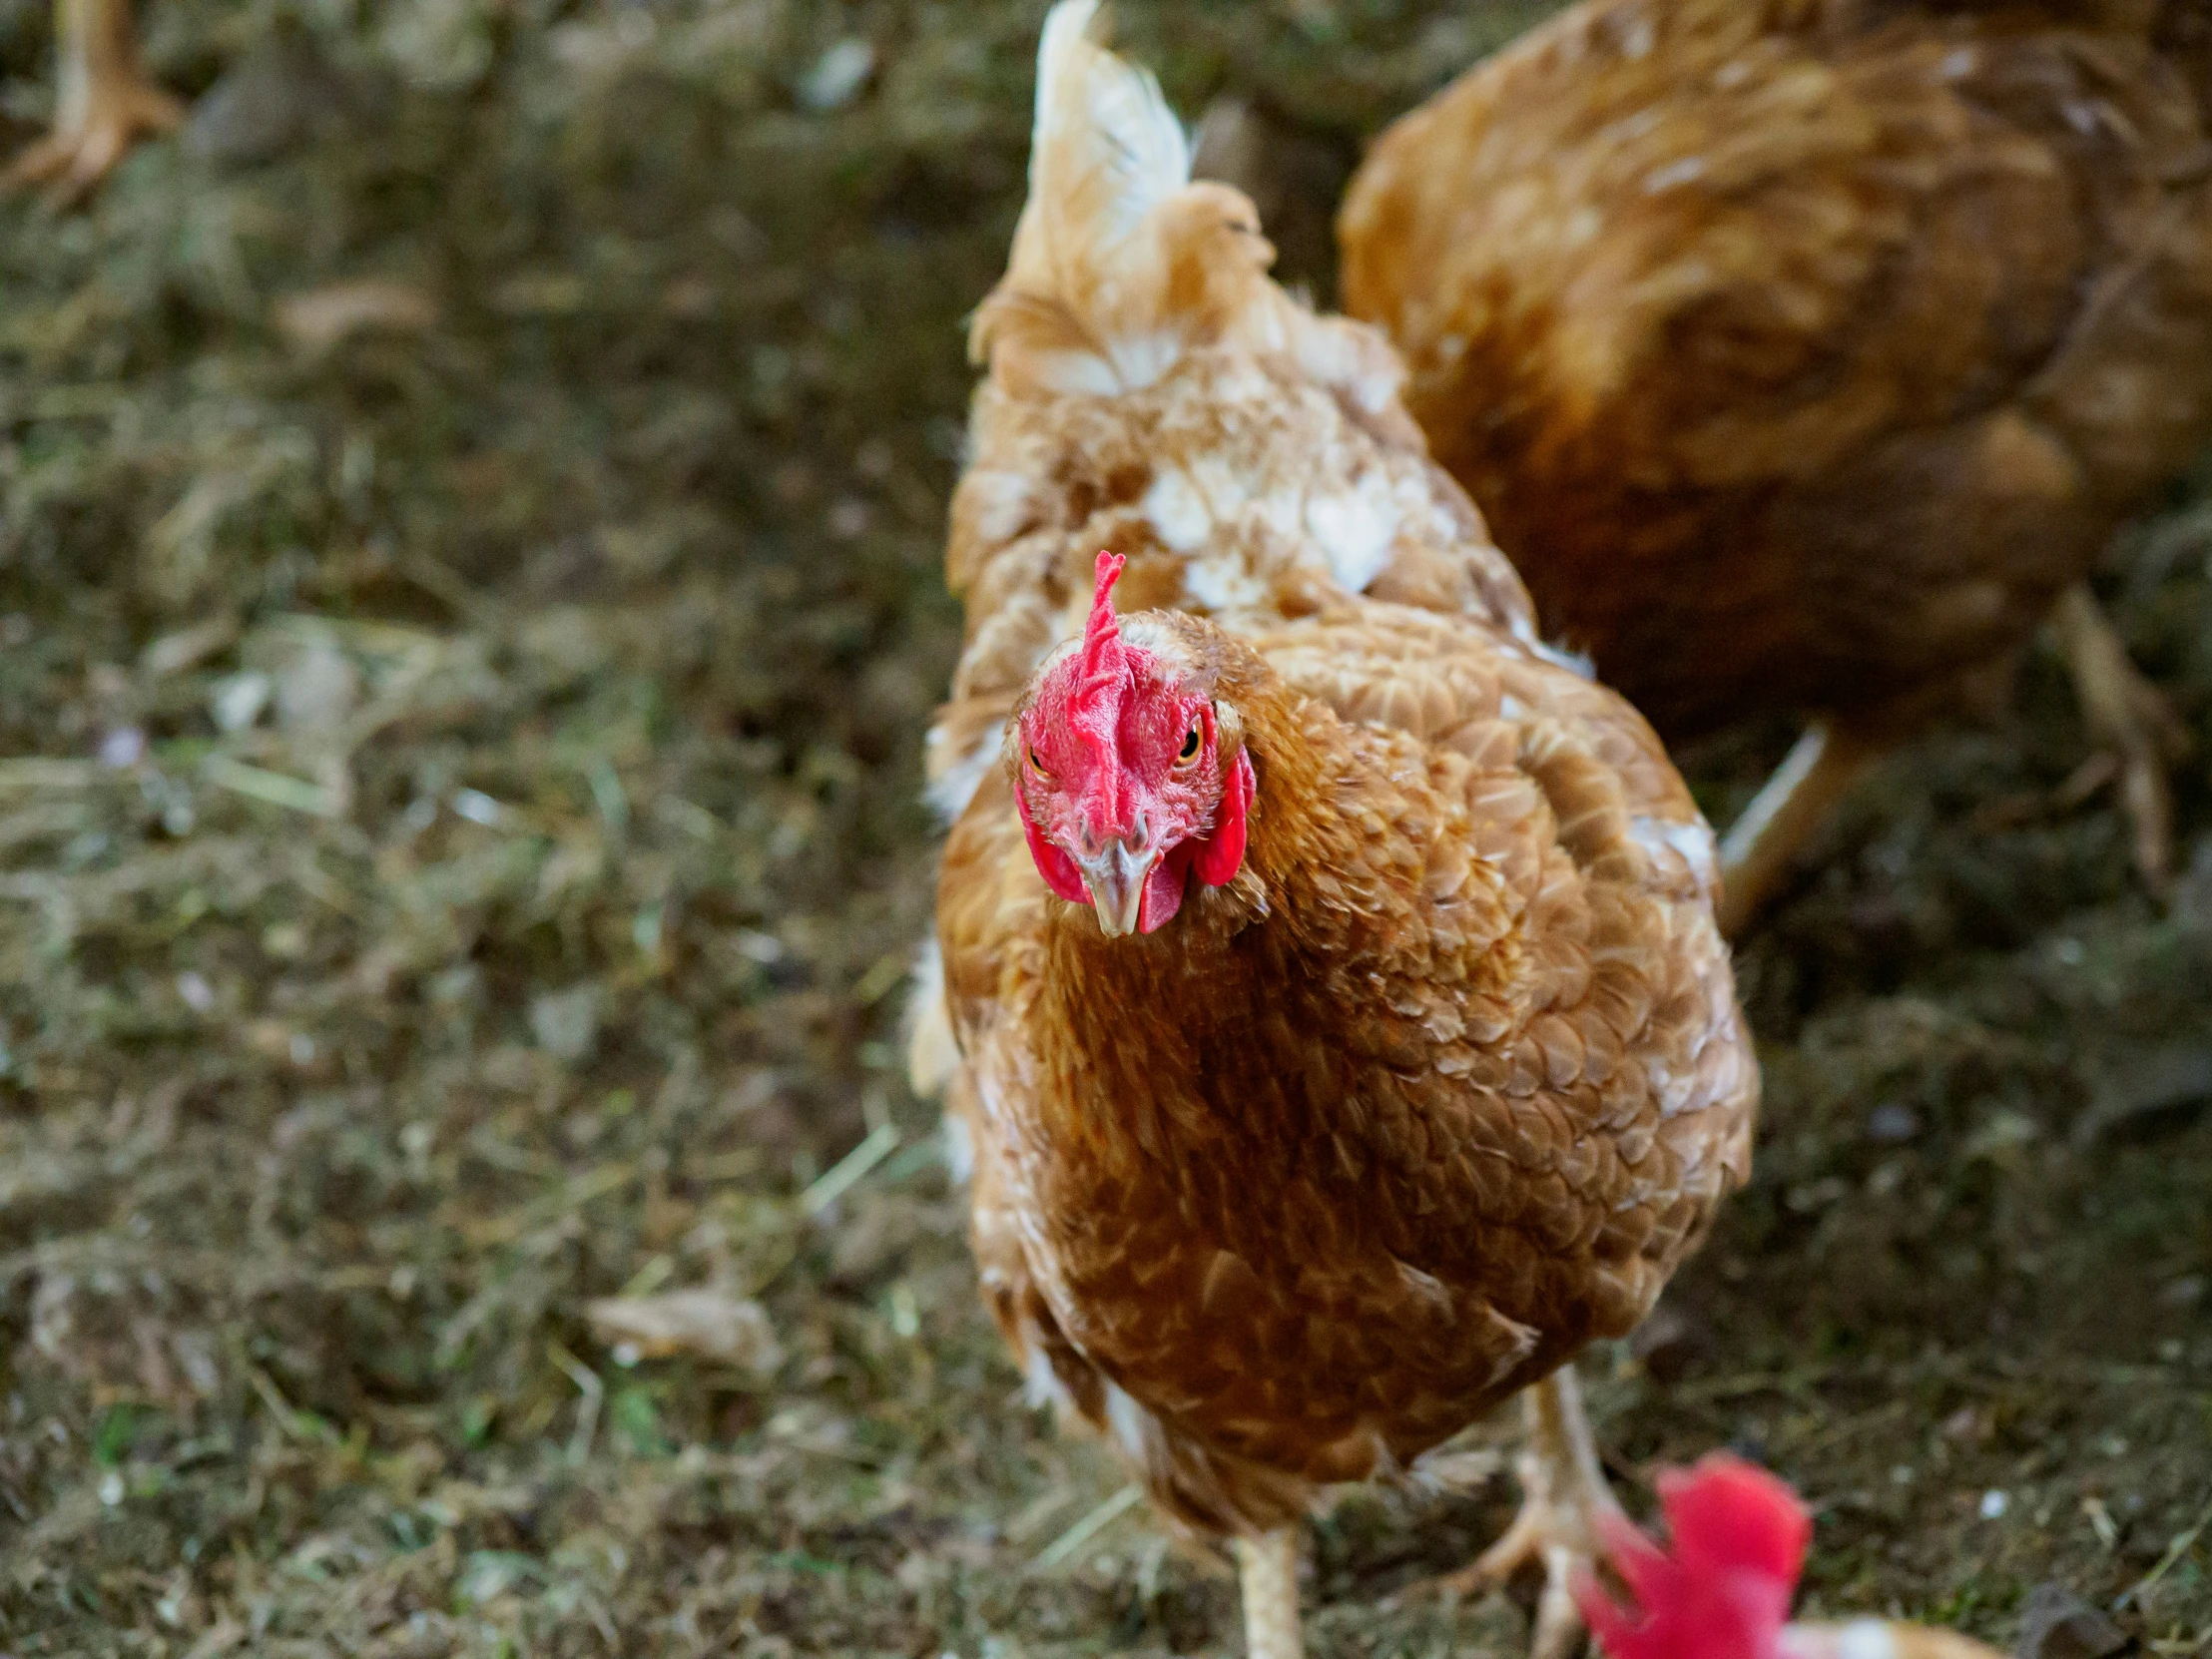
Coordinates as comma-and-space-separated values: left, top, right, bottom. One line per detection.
1013, 0, 1190, 295
975, 0, 1282, 395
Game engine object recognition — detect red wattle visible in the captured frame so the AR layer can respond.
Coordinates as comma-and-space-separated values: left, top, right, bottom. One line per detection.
1192, 749, 1254, 888
1020, 743, 1254, 931
1017, 785, 1090, 905
1136, 856, 1187, 933
1136, 748, 1256, 932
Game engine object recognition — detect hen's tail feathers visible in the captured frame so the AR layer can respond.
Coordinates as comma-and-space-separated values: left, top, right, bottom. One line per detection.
972, 0, 1280, 395
1017, 0, 1189, 285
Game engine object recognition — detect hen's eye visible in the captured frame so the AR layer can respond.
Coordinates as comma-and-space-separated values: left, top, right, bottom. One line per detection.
1178, 727, 1201, 762
1028, 747, 1048, 775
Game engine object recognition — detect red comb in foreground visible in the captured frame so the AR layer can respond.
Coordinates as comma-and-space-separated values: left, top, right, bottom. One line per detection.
1577, 1455, 1812, 1659
1073, 551, 1130, 726
1068, 550, 1132, 814
1078, 551, 1128, 671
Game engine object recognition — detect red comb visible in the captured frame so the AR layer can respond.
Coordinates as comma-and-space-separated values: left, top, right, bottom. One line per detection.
1067, 551, 1132, 820
1076, 552, 1129, 703
1577, 1455, 1810, 1659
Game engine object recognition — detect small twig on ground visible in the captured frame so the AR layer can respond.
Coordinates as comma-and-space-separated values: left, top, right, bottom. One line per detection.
1030, 1483, 1144, 1575
549, 1342, 604, 1464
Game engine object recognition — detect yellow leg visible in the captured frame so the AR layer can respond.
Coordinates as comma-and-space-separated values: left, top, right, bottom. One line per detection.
2050, 584, 2191, 890
1435, 1367, 1625, 1659
1234, 1528, 1303, 1659
7, 0, 184, 201
1715, 721, 1887, 938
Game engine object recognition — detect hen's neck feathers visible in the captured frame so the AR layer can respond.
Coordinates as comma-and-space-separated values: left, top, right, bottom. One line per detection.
1029, 631, 1516, 1156
1033, 667, 1338, 1157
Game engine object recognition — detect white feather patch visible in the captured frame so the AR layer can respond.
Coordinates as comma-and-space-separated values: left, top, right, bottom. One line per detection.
1143, 466, 1213, 551
1835, 1623, 1901, 1659
1630, 814, 1719, 893
940, 1106, 975, 1187
924, 729, 1000, 824
1305, 479, 1397, 594
1529, 636, 1593, 676
904, 939, 960, 1101
963, 468, 1037, 545
1182, 556, 1271, 614
1024, 1339, 1076, 1412
1103, 1379, 1167, 1479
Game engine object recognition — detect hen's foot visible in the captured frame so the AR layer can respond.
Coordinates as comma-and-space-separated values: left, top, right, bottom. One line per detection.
2051, 584, 2191, 890
7, 0, 184, 202
1432, 1367, 1625, 1659
5, 73, 183, 199
1715, 722, 1886, 938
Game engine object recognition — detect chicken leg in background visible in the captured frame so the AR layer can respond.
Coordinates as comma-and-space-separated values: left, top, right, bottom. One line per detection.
1578, 1454, 2005, 1659
911, 4, 1759, 1657
7, 0, 183, 200
1341, 0, 2212, 934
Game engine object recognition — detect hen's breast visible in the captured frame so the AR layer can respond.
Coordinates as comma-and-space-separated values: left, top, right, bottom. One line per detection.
993, 603, 1752, 1508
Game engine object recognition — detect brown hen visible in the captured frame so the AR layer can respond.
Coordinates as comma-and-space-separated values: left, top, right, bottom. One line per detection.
1341, 0, 2212, 932
909, 6, 1759, 1657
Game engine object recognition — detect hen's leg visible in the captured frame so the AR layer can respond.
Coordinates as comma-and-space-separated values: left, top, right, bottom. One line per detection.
1233, 1529, 1304, 1659
1716, 721, 1887, 937
7, 0, 184, 201
2051, 584, 2190, 890
1436, 1367, 1625, 1659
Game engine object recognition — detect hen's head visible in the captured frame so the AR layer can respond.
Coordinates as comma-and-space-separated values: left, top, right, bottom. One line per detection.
1578, 1455, 1811, 1659
1014, 551, 1255, 937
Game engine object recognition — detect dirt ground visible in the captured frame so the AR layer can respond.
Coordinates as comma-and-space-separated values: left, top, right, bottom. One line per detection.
0, 1, 2207, 1655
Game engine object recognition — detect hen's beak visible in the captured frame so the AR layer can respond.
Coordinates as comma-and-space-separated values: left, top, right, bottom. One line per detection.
1076, 841, 1158, 938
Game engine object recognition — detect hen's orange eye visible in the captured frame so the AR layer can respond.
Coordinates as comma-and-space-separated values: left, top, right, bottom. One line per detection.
1029, 747, 1049, 774
1179, 727, 1201, 762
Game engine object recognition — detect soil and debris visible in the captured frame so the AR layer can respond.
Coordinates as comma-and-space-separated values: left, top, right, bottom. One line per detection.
0, 2, 2206, 1655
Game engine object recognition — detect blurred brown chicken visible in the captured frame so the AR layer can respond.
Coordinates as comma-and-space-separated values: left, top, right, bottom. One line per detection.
1341, 0, 2212, 932
7, 0, 182, 199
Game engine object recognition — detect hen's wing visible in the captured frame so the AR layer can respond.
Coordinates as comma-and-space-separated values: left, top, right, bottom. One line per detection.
1256, 604, 1746, 1379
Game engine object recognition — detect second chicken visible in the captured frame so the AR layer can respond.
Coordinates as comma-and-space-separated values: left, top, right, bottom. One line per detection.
1342, 0, 2212, 932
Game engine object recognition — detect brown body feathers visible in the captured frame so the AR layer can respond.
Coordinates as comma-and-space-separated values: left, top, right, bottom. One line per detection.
1340, 0, 2212, 743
